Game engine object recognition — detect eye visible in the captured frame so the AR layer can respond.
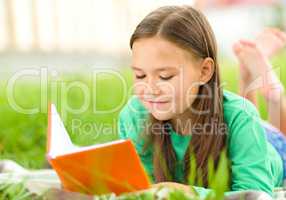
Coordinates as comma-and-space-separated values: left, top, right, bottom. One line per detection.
135, 74, 146, 79
159, 75, 174, 81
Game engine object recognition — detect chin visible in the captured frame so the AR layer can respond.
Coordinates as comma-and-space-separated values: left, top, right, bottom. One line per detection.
151, 112, 173, 121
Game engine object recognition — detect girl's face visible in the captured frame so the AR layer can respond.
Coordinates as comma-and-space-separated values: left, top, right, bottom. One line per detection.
131, 36, 209, 121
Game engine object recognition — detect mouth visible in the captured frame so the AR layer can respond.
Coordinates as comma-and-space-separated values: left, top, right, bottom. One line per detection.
148, 100, 168, 103
143, 99, 170, 106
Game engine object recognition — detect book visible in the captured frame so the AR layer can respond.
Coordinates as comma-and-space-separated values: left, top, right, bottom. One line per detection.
46, 104, 151, 195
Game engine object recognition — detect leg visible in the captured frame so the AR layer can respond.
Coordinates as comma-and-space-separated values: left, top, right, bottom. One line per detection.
233, 28, 286, 107
233, 42, 258, 106
233, 39, 286, 136
267, 96, 286, 135
255, 28, 286, 134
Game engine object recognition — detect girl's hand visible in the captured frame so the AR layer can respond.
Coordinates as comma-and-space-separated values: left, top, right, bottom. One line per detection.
151, 182, 194, 194
121, 183, 196, 199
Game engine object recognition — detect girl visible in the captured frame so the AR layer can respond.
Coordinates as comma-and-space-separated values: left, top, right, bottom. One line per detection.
118, 5, 284, 198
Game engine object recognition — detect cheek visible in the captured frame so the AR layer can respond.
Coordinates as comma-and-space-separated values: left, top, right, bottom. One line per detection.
133, 80, 146, 95
173, 75, 200, 111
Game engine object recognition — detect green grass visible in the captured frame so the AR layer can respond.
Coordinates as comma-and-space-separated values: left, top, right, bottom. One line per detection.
0, 69, 134, 169
0, 182, 35, 199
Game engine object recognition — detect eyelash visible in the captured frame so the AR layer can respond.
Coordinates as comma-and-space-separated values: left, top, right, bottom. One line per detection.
135, 75, 146, 79
135, 75, 174, 80
159, 75, 174, 81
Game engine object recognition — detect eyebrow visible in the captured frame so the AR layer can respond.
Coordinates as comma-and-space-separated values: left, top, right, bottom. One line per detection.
131, 66, 178, 72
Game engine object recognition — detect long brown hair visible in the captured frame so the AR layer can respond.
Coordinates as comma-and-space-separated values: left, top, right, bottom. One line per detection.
130, 5, 227, 187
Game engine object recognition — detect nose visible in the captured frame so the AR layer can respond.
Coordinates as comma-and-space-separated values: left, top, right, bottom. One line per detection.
146, 78, 161, 96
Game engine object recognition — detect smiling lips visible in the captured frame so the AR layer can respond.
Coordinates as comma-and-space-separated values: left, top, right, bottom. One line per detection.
148, 100, 168, 104
144, 99, 170, 106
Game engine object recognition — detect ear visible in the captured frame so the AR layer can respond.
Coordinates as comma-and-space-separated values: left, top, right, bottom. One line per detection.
199, 57, 215, 84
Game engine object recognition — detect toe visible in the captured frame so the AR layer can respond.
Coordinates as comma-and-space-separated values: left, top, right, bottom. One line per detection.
239, 39, 256, 48
232, 42, 243, 55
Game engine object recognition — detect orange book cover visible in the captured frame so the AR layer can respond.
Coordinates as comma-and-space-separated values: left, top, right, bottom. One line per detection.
46, 104, 151, 195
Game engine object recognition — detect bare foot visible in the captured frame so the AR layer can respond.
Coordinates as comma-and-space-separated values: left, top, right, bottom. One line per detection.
234, 28, 286, 87
233, 39, 284, 102
233, 41, 253, 86
255, 28, 286, 58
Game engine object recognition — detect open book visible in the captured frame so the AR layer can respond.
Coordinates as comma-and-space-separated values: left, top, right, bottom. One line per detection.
46, 104, 151, 195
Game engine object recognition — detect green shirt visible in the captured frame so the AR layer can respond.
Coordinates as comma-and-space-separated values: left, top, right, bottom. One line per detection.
118, 90, 284, 197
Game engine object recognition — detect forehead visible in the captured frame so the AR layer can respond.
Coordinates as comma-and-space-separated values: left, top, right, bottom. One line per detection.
131, 36, 194, 71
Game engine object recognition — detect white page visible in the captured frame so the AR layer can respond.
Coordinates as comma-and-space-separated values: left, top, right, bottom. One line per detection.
48, 104, 78, 158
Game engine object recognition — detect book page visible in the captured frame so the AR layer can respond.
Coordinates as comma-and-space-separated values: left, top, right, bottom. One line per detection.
48, 104, 78, 158
48, 104, 127, 158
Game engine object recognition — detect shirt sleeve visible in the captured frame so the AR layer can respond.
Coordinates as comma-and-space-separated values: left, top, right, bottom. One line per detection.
227, 103, 275, 196
118, 109, 127, 140
117, 96, 150, 153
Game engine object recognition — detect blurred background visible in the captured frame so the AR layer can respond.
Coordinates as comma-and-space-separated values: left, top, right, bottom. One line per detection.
0, 0, 285, 169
